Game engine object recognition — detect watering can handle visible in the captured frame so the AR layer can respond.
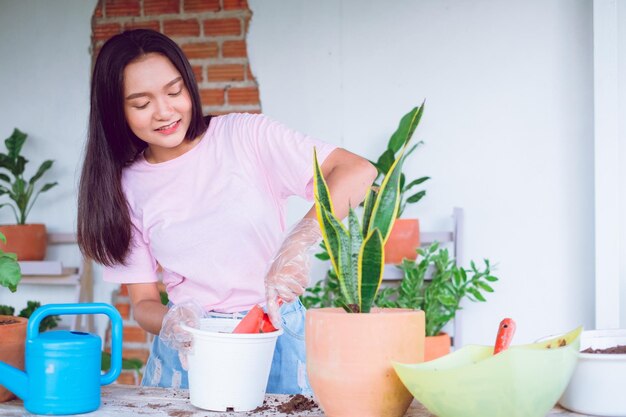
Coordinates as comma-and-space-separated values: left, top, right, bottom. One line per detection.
27, 303, 123, 385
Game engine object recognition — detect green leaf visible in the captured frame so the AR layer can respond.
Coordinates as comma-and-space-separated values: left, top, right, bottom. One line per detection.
477, 281, 495, 293
358, 229, 384, 313
313, 148, 334, 216
14, 156, 27, 177
368, 146, 406, 243
314, 252, 330, 261
486, 275, 499, 282
388, 104, 425, 153
29, 160, 54, 184
406, 190, 426, 204
375, 149, 395, 178
39, 182, 58, 193
319, 206, 341, 287
0, 173, 11, 184
361, 187, 377, 236
6, 128, 27, 161
403, 176, 430, 191
468, 288, 487, 302
325, 208, 355, 305
0, 231, 5, 244
348, 207, 363, 304
0, 255, 22, 292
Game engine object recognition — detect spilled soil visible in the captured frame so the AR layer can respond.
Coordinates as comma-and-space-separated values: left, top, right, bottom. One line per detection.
250, 394, 318, 415
0, 318, 19, 325
582, 345, 626, 354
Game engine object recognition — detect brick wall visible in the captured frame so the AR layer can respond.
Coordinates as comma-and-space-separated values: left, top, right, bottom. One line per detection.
94, 1, 261, 383
91, 0, 261, 116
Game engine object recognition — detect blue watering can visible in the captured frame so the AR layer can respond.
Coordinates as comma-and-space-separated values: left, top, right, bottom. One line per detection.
0, 303, 122, 415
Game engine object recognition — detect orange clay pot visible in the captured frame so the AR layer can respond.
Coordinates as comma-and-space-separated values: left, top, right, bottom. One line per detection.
306, 308, 425, 417
424, 332, 451, 362
383, 219, 420, 265
0, 316, 28, 402
0, 224, 47, 261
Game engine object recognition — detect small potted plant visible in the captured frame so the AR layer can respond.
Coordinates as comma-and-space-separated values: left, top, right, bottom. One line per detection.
0, 231, 26, 402
377, 242, 499, 361
369, 103, 429, 264
0, 128, 58, 260
305, 124, 425, 417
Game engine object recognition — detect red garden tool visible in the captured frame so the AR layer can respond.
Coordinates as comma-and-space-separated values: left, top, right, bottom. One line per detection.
232, 300, 282, 334
493, 318, 516, 354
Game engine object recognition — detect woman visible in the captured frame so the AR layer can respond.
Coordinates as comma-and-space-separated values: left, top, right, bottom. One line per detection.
77, 29, 376, 393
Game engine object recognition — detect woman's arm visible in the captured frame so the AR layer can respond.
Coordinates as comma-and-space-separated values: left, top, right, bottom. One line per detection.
304, 147, 378, 220
128, 282, 168, 335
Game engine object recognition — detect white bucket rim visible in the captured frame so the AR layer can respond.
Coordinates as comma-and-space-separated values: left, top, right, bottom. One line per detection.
181, 322, 284, 339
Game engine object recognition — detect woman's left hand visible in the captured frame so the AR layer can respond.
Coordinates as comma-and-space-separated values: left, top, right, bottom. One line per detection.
264, 218, 321, 327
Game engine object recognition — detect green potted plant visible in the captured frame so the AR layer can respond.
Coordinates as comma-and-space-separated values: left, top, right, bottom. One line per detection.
302, 104, 428, 309
305, 110, 425, 417
376, 242, 499, 361
0, 128, 58, 260
0, 231, 26, 402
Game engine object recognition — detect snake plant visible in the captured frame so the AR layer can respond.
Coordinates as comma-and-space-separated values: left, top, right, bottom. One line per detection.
312, 107, 423, 313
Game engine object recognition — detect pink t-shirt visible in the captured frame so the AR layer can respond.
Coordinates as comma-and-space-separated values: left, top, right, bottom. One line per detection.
102, 113, 336, 312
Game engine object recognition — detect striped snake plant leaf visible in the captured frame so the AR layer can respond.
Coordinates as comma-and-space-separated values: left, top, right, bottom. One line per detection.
323, 206, 355, 306
361, 186, 377, 237
367, 145, 406, 244
313, 148, 334, 216
348, 207, 363, 305
318, 204, 340, 285
313, 148, 339, 273
358, 228, 384, 313
387, 102, 425, 153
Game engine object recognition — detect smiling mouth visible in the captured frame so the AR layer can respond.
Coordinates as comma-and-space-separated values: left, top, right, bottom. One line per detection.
155, 120, 181, 131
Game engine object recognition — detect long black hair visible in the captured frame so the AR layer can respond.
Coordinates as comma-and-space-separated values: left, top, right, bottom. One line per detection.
78, 29, 208, 266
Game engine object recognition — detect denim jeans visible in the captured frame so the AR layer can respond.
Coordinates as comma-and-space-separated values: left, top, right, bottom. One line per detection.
141, 299, 311, 395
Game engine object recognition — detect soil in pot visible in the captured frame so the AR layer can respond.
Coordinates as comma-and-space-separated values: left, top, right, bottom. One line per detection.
582, 345, 626, 354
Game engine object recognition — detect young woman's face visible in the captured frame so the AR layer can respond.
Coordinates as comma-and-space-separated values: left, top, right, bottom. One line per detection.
123, 53, 194, 162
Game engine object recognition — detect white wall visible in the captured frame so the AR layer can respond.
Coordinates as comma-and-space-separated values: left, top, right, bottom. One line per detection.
0, 0, 105, 328
248, 0, 596, 345
618, 0, 626, 327
0, 0, 598, 346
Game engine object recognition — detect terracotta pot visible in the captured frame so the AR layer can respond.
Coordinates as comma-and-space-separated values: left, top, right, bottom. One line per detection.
0, 224, 47, 261
424, 332, 451, 362
0, 315, 28, 402
384, 219, 420, 265
306, 308, 425, 417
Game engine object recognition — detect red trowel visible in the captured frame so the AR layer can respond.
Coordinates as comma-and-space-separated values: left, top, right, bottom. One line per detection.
232, 300, 281, 334
493, 318, 516, 354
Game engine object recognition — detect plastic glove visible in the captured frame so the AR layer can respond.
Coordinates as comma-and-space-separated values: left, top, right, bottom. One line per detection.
265, 218, 322, 328
159, 300, 204, 370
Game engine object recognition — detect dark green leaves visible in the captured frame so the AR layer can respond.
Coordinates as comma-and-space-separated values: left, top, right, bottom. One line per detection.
6, 129, 26, 161
0, 231, 21, 292
386, 242, 499, 336
0, 129, 57, 224
388, 104, 425, 153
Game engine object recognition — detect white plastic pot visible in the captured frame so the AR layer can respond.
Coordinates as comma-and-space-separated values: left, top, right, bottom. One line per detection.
559, 329, 626, 416
181, 318, 283, 412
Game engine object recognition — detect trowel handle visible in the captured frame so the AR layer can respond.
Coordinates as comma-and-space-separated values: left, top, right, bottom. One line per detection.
27, 303, 123, 385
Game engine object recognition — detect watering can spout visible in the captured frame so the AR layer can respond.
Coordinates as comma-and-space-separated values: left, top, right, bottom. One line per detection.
0, 361, 28, 401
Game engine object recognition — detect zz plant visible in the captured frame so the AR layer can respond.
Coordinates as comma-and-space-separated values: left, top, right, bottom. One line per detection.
376, 242, 498, 336
312, 108, 422, 313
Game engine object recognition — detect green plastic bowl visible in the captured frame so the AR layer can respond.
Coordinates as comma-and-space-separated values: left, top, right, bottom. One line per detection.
393, 327, 582, 417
